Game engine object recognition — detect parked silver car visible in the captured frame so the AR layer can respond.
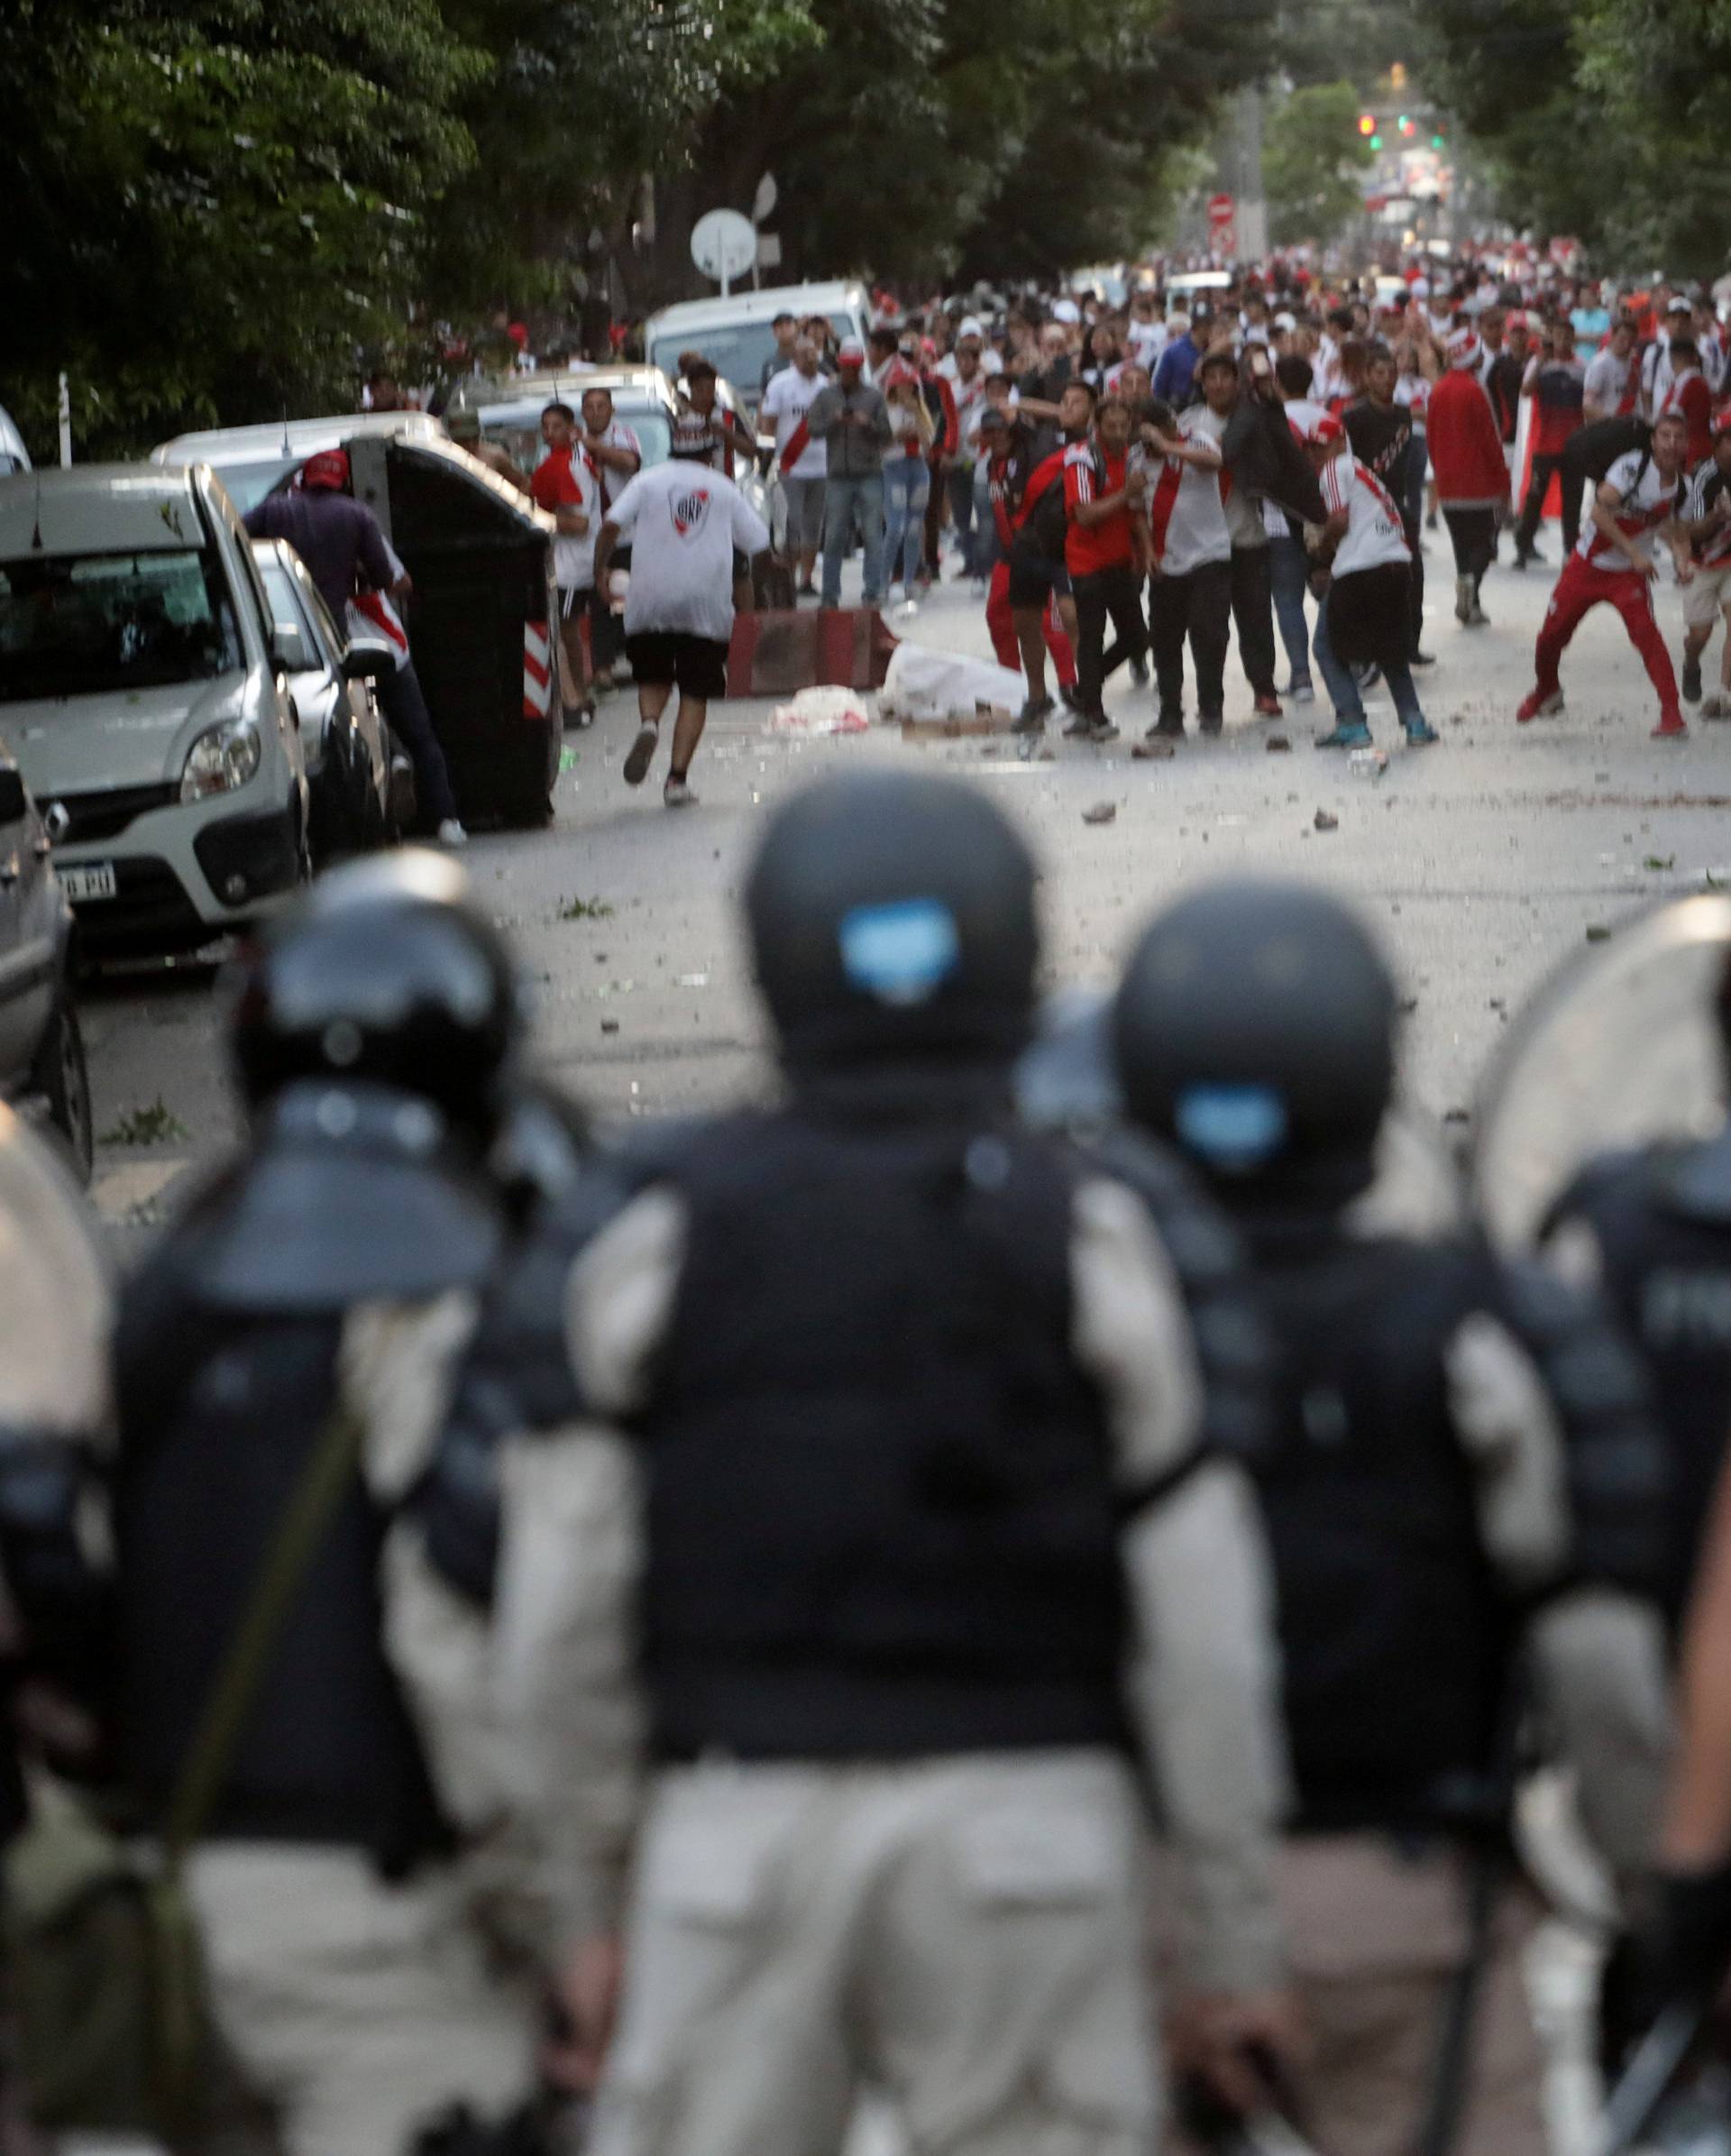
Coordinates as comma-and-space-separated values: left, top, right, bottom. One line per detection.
0, 737, 91, 1179
252, 538, 410, 858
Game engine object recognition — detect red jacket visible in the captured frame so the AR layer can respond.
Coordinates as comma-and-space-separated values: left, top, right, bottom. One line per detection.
1427, 370, 1508, 509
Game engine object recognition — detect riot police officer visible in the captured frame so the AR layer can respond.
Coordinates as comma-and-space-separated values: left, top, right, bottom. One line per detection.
108, 853, 544, 2155
510, 771, 1298, 2153
1112, 877, 1673, 2156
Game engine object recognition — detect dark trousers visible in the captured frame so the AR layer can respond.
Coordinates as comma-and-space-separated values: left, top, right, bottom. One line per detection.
1516, 452, 1575, 557
1229, 545, 1278, 696
587, 586, 625, 674
1401, 513, 1425, 656
1442, 507, 1497, 592
375, 659, 459, 829
1149, 557, 1232, 720
946, 464, 978, 573
1072, 564, 1148, 718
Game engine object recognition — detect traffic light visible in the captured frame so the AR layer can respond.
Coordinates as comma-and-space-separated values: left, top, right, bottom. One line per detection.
1398, 115, 1414, 134
1369, 133, 1383, 150
1359, 113, 1376, 135
1431, 131, 1446, 149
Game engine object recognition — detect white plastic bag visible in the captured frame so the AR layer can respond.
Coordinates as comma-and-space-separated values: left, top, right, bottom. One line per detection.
877, 643, 1026, 723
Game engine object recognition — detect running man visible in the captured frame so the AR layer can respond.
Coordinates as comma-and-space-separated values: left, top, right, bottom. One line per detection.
1679, 410, 1731, 715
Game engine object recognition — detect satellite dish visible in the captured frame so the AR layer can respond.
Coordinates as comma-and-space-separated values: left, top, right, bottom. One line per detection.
753, 171, 779, 224
691, 208, 757, 291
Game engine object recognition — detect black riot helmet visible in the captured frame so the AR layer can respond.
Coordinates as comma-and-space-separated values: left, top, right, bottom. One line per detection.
1113, 879, 1397, 1206
229, 849, 523, 1143
746, 772, 1040, 1073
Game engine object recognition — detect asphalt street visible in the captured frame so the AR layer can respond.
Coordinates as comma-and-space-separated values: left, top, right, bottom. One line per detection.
82, 528, 1731, 1250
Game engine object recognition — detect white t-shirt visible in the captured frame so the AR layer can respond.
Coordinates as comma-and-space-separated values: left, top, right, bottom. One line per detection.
1262, 398, 1327, 537
941, 367, 994, 462
1126, 318, 1168, 367
1321, 451, 1411, 578
1153, 407, 1232, 576
1579, 447, 1682, 573
1584, 344, 1637, 417
607, 461, 771, 643
1394, 374, 1431, 432
761, 367, 828, 479
554, 453, 600, 592
585, 418, 644, 511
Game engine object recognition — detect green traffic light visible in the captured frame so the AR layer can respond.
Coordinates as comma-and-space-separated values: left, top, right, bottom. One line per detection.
1431, 133, 1445, 148
1369, 133, 1382, 149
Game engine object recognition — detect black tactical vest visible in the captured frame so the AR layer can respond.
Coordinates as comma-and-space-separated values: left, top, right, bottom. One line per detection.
635, 1105, 1129, 1763
114, 1218, 449, 1872
1553, 1141, 1731, 1632
1250, 1231, 1520, 1834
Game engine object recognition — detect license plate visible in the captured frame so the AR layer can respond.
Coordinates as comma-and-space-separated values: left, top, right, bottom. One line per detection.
59, 861, 117, 904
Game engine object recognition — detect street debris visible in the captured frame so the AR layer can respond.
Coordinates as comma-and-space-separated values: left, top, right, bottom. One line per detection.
1266, 734, 1291, 753
765, 687, 872, 737
1314, 809, 1340, 831
1131, 738, 1176, 761
559, 895, 614, 921
1082, 801, 1117, 826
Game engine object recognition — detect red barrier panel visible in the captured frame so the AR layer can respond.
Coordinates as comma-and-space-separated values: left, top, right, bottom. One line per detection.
727, 608, 898, 697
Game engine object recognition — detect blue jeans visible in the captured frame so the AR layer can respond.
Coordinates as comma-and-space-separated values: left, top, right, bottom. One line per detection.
1268, 534, 1313, 691
883, 457, 930, 589
1314, 589, 1425, 732
821, 474, 885, 607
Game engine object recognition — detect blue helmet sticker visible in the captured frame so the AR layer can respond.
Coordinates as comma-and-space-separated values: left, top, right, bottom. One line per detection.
1175, 1083, 1289, 1174
838, 898, 961, 1007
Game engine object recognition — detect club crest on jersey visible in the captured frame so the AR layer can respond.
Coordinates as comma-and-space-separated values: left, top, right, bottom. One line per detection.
672, 486, 712, 538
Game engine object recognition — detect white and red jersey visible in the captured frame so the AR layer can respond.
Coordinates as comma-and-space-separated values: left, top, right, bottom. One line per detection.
944, 367, 994, 461
1577, 447, 1684, 573
1394, 373, 1431, 431
1321, 451, 1412, 578
1683, 459, 1731, 568
1149, 406, 1232, 576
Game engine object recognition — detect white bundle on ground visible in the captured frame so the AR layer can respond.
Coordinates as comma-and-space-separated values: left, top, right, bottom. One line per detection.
876, 643, 1026, 723
765, 686, 875, 736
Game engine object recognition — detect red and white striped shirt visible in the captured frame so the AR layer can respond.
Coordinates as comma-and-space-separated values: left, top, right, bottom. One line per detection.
1321, 452, 1411, 578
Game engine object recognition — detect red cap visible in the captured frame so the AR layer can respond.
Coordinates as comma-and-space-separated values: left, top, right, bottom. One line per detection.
300, 448, 352, 491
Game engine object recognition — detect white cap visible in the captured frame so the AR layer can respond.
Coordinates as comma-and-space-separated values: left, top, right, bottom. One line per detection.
1052, 298, 1081, 325
958, 316, 985, 341
1273, 309, 1297, 332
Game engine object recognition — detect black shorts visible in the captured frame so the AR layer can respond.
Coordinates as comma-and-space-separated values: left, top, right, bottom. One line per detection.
626, 630, 730, 701
1325, 564, 1412, 668
1006, 543, 1072, 610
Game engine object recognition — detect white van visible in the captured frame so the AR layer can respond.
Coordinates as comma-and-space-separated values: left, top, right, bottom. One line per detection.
0, 465, 310, 956
644, 280, 870, 415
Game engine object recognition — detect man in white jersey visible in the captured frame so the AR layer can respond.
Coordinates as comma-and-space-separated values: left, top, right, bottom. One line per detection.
762, 338, 829, 599
1679, 410, 1731, 714
1301, 412, 1437, 750
581, 384, 643, 688
1517, 407, 1694, 737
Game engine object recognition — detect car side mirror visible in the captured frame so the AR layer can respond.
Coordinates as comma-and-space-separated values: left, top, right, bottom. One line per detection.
341, 638, 396, 682
270, 626, 315, 674
0, 766, 25, 825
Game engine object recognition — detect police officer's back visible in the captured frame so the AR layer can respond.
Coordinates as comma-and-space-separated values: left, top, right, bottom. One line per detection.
522, 773, 1297, 2153
110, 854, 539, 2156
1113, 879, 1673, 2156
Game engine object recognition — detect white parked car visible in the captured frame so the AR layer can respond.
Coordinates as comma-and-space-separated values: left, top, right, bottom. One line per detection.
0, 464, 310, 958
252, 537, 407, 859
150, 410, 446, 513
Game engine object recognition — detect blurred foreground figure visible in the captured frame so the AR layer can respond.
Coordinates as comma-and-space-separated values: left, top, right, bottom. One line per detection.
109, 854, 539, 2155
526, 771, 1296, 2155
1113, 880, 1673, 2156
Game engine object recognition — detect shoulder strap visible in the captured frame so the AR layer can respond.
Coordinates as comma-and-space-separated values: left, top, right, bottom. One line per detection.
160, 1399, 367, 1865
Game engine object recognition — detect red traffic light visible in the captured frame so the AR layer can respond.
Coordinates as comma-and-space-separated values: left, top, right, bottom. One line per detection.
1359, 113, 1376, 135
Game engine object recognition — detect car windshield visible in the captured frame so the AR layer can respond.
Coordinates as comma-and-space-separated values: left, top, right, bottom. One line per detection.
482, 403, 673, 480
650, 317, 854, 401
0, 547, 243, 703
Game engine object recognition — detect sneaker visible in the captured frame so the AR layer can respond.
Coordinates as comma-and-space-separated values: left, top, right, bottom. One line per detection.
1410, 650, 1437, 667
1454, 575, 1473, 625
1653, 711, 1689, 739
1150, 711, 1186, 739
1253, 692, 1282, 717
1702, 692, 1731, 720
888, 581, 906, 603
1198, 711, 1223, 737
1011, 696, 1053, 735
1516, 689, 1565, 724
1290, 683, 1316, 707
1315, 721, 1373, 749
436, 818, 469, 846
663, 775, 699, 807
1403, 720, 1440, 746
623, 721, 659, 784
1467, 596, 1490, 628
1063, 708, 1100, 739
1129, 656, 1149, 689
1086, 718, 1120, 744
1683, 654, 1704, 703
1511, 550, 1529, 572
